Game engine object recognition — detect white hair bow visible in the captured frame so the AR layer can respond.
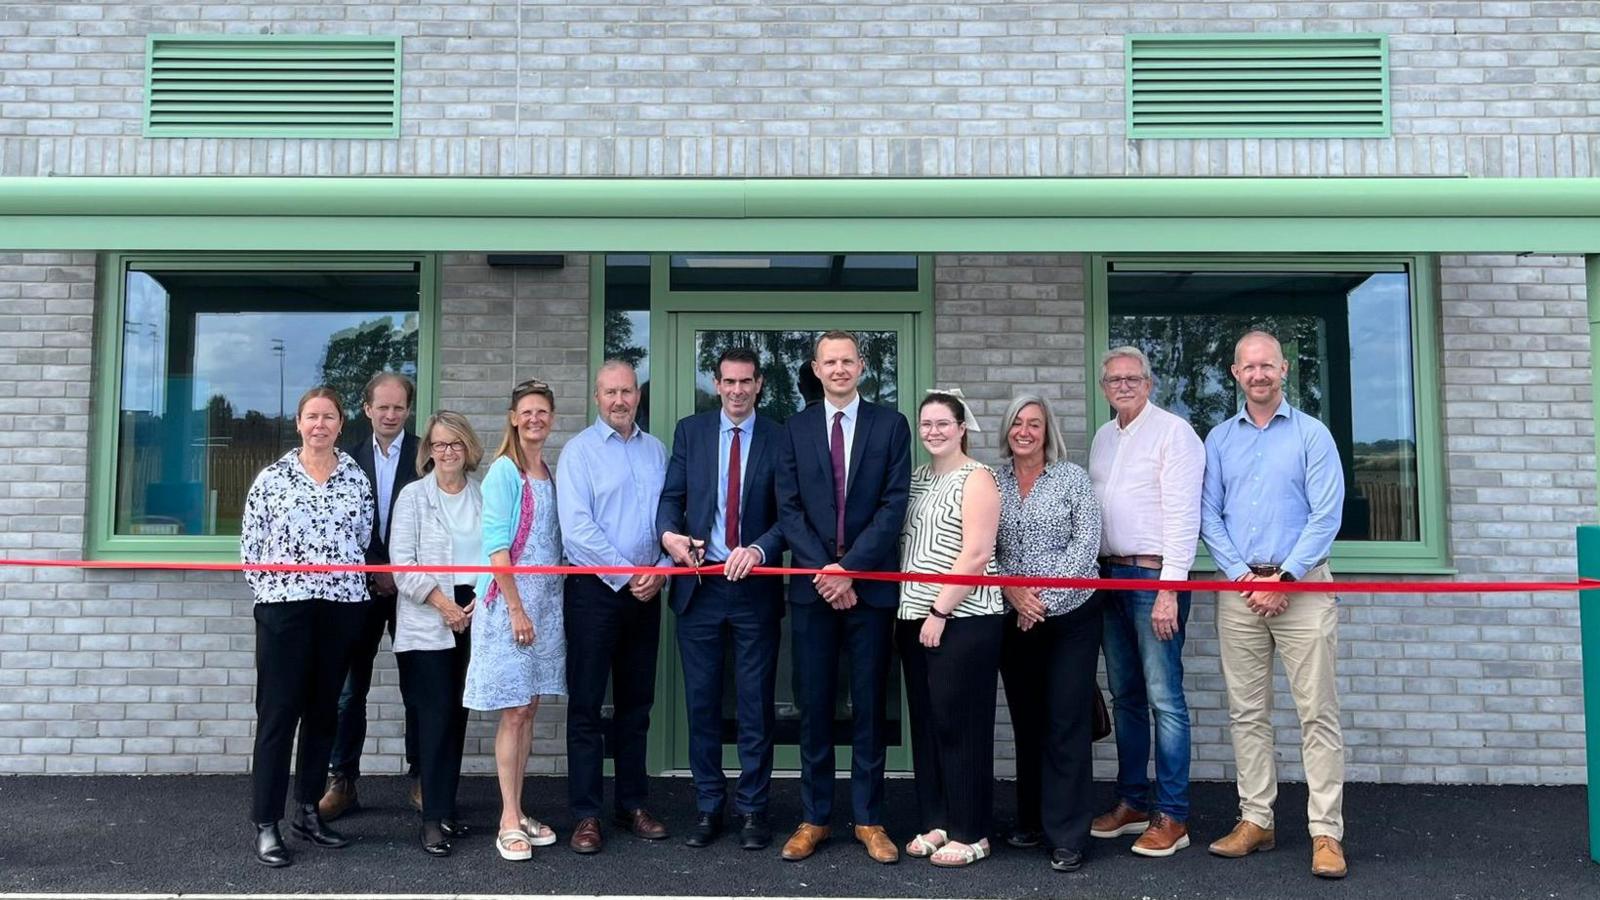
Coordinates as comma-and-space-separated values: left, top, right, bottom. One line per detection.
924, 387, 981, 432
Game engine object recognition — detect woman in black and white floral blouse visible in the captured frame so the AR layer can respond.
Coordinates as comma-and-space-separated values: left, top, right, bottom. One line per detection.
241, 386, 374, 869
992, 392, 1102, 874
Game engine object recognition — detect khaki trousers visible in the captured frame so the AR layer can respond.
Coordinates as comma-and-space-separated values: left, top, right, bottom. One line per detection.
1216, 563, 1344, 840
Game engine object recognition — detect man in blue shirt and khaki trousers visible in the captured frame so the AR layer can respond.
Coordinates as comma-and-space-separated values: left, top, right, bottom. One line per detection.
1200, 331, 1349, 880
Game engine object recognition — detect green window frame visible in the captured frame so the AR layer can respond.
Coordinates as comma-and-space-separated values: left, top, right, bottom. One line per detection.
1125, 33, 1390, 140
1086, 253, 1450, 575
144, 34, 403, 139
88, 252, 439, 561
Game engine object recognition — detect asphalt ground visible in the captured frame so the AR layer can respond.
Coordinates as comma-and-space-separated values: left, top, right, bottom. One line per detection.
0, 774, 1593, 899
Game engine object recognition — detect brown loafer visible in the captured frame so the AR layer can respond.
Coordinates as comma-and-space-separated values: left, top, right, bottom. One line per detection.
1311, 835, 1348, 878
854, 824, 900, 864
1131, 813, 1190, 857
1090, 801, 1150, 839
1208, 820, 1275, 858
780, 823, 830, 861
569, 816, 603, 854
614, 807, 669, 840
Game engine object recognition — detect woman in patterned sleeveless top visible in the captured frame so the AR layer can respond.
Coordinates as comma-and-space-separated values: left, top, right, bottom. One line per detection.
895, 390, 1005, 868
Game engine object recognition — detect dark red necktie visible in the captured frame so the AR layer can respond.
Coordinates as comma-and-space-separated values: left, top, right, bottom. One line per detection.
726, 424, 742, 550
830, 411, 846, 556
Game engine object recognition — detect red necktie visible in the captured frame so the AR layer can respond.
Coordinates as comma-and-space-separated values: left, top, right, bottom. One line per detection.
831, 411, 846, 556
726, 425, 742, 551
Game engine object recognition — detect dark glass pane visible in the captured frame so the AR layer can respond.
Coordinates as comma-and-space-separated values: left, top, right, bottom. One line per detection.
669, 254, 918, 292
604, 254, 651, 431
1107, 268, 1419, 543
115, 268, 420, 537
693, 326, 902, 745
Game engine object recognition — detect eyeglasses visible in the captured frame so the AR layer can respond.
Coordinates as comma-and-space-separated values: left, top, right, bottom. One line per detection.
514, 379, 550, 392
430, 440, 467, 454
918, 419, 960, 433
1100, 376, 1148, 388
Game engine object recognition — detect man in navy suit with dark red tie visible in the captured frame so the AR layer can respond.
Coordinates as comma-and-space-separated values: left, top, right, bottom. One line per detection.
774, 330, 912, 865
658, 347, 787, 851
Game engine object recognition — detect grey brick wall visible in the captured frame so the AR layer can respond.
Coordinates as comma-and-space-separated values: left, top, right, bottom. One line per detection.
4, 1, 1600, 177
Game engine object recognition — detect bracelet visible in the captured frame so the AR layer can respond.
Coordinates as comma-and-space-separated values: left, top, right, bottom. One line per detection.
929, 608, 952, 620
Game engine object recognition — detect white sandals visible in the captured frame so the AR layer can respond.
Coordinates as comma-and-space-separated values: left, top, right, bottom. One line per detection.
906, 828, 950, 858
519, 816, 558, 848
930, 837, 992, 868
496, 828, 533, 861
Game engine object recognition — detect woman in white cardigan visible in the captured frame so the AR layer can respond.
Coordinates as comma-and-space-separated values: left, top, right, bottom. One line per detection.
389, 410, 485, 858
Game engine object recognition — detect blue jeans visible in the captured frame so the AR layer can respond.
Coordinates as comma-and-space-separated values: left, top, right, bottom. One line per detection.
1099, 563, 1191, 821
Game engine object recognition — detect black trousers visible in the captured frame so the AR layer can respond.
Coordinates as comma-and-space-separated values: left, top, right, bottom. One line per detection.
331, 591, 419, 777
251, 599, 367, 823
676, 578, 781, 815
897, 614, 1003, 844
999, 610, 1050, 833
564, 574, 661, 819
1039, 596, 1104, 855
395, 585, 474, 823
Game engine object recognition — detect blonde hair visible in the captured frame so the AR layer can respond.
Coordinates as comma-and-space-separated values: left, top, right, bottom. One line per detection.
494, 379, 556, 474
1000, 393, 1067, 464
417, 410, 484, 475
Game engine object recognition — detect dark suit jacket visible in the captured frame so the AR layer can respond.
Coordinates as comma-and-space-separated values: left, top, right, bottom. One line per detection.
347, 431, 422, 565
776, 398, 911, 609
656, 410, 786, 615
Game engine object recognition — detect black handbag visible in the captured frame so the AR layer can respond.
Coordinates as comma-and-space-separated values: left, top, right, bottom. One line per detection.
1092, 685, 1113, 741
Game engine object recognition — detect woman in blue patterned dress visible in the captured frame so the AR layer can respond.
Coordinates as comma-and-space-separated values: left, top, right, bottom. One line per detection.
463, 379, 567, 860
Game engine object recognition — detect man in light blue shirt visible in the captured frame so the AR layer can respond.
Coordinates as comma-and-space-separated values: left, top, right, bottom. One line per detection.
556, 359, 670, 853
1200, 330, 1348, 880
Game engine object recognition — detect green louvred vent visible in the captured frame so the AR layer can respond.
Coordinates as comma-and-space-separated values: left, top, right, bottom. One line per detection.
145, 35, 401, 138
1126, 34, 1389, 139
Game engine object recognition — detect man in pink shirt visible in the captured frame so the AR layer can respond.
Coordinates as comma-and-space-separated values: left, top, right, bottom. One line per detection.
1086, 346, 1205, 858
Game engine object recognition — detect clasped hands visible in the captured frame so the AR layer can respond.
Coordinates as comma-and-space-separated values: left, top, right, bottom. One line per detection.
1237, 571, 1289, 618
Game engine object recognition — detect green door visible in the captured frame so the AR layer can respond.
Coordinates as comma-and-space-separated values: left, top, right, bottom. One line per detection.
658, 311, 920, 774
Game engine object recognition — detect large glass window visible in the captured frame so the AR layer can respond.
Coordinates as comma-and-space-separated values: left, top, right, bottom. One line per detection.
94, 257, 431, 554
601, 254, 651, 430
1099, 258, 1444, 568
669, 254, 918, 292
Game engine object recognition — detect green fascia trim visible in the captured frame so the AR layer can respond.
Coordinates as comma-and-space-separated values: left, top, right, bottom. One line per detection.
1085, 252, 1451, 575
8, 177, 1600, 252
143, 35, 402, 140
1125, 33, 1390, 140
87, 251, 439, 561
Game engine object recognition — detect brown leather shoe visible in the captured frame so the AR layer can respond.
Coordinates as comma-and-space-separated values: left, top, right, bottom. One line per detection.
614, 807, 669, 840
1311, 835, 1348, 878
569, 817, 603, 854
854, 824, 900, 864
1208, 820, 1275, 858
1131, 813, 1190, 857
317, 774, 358, 821
407, 776, 422, 813
1090, 801, 1150, 839
780, 823, 831, 861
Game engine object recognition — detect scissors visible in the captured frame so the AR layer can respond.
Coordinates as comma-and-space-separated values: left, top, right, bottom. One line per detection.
688, 535, 707, 585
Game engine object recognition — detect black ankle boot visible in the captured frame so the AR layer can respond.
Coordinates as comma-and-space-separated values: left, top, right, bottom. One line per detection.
254, 822, 291, 867
291, 803, 351, 848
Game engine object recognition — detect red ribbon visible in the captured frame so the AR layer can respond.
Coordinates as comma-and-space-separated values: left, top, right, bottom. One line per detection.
0, 556, 1592, 594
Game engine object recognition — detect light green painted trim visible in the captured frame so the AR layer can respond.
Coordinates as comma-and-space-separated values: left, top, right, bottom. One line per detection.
143, 34, 402, 139
1085, 252, 1451, 575
87, 251, 439, 561
1125, 33, 1389, 139
1588, 255, 1600, 519
1577, 525, 1600, 864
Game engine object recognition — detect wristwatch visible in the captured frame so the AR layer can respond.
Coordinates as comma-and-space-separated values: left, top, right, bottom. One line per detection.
1278, 571, 1296, 582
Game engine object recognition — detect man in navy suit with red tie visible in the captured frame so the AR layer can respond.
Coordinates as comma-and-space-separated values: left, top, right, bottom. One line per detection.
774, 330, 912, 865
658, 347, 787, 851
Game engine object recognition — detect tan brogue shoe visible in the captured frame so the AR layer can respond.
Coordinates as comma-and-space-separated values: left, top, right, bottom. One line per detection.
1131, 813, 1190, 857
1207, 820, 1276, 858
854, 824, 900, 864
780, 823, 830, 861
317, 774, 358, 821
1090, 801, 1150, 839
1311, 835, 1348, 878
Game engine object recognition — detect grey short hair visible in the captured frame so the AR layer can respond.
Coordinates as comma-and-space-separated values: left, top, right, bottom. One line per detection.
1100, 345, 1153, 381
595, 358, 639, 390
1000, 393, 1067, 464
